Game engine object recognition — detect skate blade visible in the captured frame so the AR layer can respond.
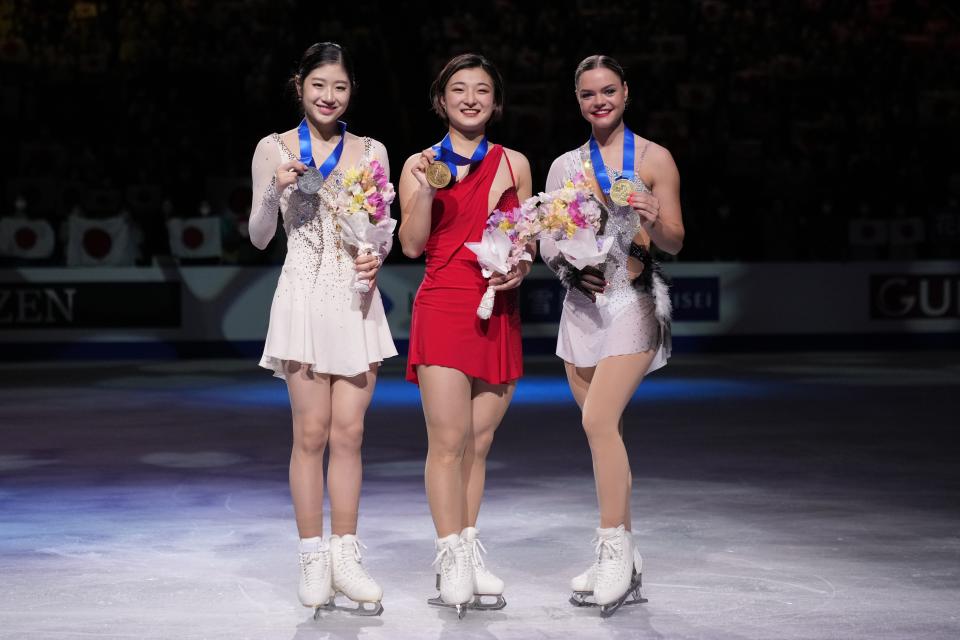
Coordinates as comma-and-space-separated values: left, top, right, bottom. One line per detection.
570, 570, 646, 608
569, 590, 597, 607
312, 598, 336, 620
427, 596, 467, 619
571, 594, 646, 609
598, 574, 647, 618
469, 594, 506, 610
314, 596, 383, 618
342, 601, 383, 616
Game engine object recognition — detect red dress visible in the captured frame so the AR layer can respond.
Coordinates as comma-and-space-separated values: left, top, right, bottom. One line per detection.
406, 144, 523, 385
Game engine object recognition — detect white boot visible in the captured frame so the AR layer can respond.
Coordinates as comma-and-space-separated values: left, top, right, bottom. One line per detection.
571, 535, 641, 594
429, 533, 474, 611
297, 536, 332, 607
329, 534, 383, 615
570, 561, 597, 594
461, 527, 506, 609
593, 525, 641, 613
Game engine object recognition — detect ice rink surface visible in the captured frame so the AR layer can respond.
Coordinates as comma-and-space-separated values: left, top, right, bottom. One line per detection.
1, 352, 958, 639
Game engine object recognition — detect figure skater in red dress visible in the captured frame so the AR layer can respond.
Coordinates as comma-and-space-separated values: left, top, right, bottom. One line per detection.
398, 53, 532, 617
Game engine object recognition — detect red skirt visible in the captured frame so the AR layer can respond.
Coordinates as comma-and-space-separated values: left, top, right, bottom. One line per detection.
406, 258, 523, 385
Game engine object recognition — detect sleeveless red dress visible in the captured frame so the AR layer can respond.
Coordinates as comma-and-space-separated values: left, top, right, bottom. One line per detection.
406, 144, 523, 385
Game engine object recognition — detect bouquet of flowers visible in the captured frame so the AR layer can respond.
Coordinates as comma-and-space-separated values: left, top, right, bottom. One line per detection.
535, 171, 604, 241
534, 172, 614, 304
464, 198, 541, 319
334, 160, 397, 292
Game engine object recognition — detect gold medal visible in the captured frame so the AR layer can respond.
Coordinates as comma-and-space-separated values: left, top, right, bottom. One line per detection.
609, 178, 635, 207
426, 161, 452, 189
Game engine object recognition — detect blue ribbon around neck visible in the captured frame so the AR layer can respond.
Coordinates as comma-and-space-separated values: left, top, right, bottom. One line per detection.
298, 118, 347, 178
432, 134, 489, 184
589, 126, 635, 194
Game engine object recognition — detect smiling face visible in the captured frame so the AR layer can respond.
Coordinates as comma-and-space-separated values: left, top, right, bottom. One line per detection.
298, 63, 351, 126
576, 67, 628, 130
441, 67, 496, 133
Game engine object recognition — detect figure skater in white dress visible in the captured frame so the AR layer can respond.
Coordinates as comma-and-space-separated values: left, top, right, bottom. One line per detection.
542, 54, 685, 617
248, 42, 397, 617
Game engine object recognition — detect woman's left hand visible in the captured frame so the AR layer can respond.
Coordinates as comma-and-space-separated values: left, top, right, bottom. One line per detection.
355, 252, 381, 286
628, 191, 661, 228
490, 260, 531, 291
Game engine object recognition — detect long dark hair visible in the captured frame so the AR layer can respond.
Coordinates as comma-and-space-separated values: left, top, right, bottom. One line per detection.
430, 53, 504, 122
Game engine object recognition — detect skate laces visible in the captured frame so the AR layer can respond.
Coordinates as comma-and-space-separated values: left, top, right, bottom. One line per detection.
336, 536, 372, 582
300, 552, 325, 586
468, 537, 488, 569
432, 545, 452, 570
432, 542, 461, 579
301, 551, 323, 566
595, 535, 623, 563
348, 536, 368, 563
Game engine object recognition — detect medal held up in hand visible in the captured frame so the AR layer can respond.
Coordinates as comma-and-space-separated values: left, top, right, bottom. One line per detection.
609, 178, 635, 206
426, 134, 489, 189
426, 161, 453, 189
297, 167, 324, 195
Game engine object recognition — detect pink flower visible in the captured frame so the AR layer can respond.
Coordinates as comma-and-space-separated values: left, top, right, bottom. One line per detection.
370, 160, 388, 189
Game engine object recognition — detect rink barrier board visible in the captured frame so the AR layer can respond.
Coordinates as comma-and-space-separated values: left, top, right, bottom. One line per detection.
0, 262, 957, 360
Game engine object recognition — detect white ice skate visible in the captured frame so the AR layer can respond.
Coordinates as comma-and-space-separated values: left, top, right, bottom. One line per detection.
570, 527, 646, 614
427, 533, 475, 619
592, 525, 646, 617
569, 560, 598, 606
297, 537, 333, 613
319, 534, 383, 617
461, 526, 507, 610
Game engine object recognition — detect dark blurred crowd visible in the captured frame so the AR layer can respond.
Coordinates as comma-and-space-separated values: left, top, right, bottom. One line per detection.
1, 0, 957, 266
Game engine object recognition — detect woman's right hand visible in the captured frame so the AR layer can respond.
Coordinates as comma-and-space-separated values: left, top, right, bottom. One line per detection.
275, 160, 308, 191
571, 265, 606, 303
410, 148, 438, 192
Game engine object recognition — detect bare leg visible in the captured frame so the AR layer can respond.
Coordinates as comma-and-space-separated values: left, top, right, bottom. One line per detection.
568, 366, 634, 528
285, 361, 333, 538
461, 379, 515, 528
619, 419, 633, 531
566, 352, 655, 528
418, 365, 472, 537
327, 365, 378, 536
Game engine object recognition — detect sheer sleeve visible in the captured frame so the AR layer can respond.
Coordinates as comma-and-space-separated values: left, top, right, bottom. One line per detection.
369, 138, 394, 262
249, 135, 283, 250
545, 155, 568, 192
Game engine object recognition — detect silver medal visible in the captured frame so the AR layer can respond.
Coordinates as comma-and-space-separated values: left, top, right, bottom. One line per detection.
297, 167, 323, 195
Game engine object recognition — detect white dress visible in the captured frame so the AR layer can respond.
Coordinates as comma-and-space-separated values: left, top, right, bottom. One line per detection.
542, 142, 671, 373
248, 132, 398, 379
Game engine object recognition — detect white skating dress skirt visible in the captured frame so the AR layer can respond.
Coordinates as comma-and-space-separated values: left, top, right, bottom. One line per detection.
255, 135, 397, 379
543, 146, 671, 374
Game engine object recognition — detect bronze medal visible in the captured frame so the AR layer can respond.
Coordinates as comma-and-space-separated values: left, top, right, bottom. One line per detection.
610, 178, 635, 207
426, 161, 452, 189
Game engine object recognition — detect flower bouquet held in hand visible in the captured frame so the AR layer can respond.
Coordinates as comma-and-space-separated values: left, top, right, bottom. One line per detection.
534, 172, 614, 304
334, 160, 397, 292
464, 199, 541, 319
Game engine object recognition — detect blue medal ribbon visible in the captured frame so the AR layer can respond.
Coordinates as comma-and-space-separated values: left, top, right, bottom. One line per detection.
432, 134, 489, 184
298, 118, 347, 178
588, 126, 635, 194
